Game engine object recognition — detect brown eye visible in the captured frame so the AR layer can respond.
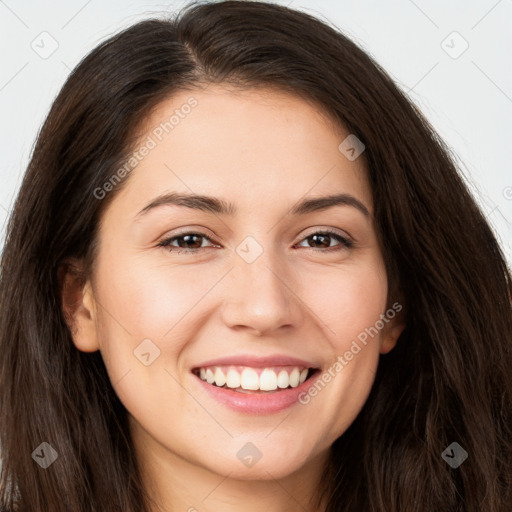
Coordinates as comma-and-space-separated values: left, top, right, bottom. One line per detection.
158, 232, 216, 252
298, 230, 353, 251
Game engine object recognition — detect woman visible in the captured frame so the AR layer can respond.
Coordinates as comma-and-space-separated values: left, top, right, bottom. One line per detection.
0, 1, 510, 511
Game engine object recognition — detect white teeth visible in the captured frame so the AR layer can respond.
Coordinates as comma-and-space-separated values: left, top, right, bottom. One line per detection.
205, 368, 215, 384
196, 365, 311, 391
289, 368, 300, 388
240, 368, 259, 390
259, 368, 278, 391
226, 369, 241, 388
214, 367, 226, 387
277, 370, 289, 388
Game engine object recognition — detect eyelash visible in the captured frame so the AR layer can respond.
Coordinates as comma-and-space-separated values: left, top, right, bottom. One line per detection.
157, 229, 354, 254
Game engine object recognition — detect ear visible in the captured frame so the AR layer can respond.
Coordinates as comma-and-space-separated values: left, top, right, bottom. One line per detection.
379, 306, 405, 355
379, 323, 405, 354
58, 258, 100, 353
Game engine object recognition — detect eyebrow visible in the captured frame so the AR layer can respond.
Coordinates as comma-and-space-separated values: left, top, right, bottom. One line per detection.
135, 192, 370, 219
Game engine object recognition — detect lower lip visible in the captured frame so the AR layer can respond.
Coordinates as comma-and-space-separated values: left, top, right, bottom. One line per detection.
192, 370, 321, 414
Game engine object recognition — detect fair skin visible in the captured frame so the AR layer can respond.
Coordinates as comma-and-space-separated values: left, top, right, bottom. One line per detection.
61, 85, 404, 512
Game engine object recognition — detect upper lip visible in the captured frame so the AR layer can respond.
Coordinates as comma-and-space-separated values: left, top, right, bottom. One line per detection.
192, 354, 321, 370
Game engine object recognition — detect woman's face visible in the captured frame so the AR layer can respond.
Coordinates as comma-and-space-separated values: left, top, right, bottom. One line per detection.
69, 85, 403, 482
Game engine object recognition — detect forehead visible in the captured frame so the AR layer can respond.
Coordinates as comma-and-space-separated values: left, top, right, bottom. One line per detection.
114, 85, 372, 217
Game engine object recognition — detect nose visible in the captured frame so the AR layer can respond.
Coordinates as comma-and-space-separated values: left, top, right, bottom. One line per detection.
220, 249, 302, 337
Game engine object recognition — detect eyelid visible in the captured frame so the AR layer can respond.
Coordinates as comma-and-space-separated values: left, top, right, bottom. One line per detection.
299, 226, 352, 241
158, 225, 218, 243
295, 227, 354, 250
157, 230, 219, 250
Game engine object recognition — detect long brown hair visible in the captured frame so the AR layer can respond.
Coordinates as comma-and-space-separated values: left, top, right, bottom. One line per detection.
1, 1, 511, 510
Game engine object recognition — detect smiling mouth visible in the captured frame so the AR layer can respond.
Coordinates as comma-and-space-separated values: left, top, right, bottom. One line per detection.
192, 365, 319, 393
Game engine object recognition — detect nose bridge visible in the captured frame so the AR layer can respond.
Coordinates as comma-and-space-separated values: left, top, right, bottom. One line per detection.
221, 237, 300, 334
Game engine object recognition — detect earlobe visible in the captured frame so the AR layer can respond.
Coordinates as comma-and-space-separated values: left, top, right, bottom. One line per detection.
379, 324, 405, 354
58, 260, 100, 353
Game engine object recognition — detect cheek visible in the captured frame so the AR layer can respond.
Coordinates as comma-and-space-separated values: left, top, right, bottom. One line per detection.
92, 252, 223, 372
96, 248, 197, 329
301, 259, 388, 350
91, 254, 211, 430
295, 261, 388, 436
292, 260, 387, 432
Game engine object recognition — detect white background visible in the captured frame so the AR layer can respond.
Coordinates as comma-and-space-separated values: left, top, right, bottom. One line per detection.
1, 0, 511, 263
